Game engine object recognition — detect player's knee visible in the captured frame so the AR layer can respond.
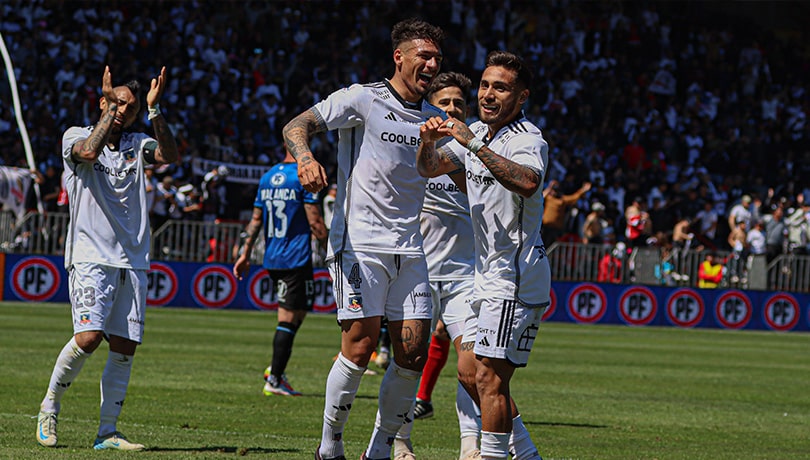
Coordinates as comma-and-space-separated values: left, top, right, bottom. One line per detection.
74, 331, 104, 353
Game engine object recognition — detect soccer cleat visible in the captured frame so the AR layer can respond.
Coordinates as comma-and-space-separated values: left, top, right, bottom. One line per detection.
263, 374, 302, 396
412, 399, 434, 420
315, 444, 347, 460
36, 411, 58, 447
374, 350, 390, 369
93, 431, 144, 451
393, 438, 415, 460
459, 449, 482, 460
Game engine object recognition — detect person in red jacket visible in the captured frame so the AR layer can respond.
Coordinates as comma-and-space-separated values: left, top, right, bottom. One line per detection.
597, 242, 625, 283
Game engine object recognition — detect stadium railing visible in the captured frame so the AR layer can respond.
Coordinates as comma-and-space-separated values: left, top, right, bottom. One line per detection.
0, 210, 805, 293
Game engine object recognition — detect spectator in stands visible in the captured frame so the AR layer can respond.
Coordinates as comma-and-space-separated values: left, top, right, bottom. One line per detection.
597, 242, 625, 283
175, 184, 203, 221
152, 176, 176, 231
582, 201, 607, 245
33, 165, 62, 213
624, 196, 651, 247
727, 194, 753, 230
746, 220, 767, 256
201, 165, 228, 222
785, 199, 810, 255
542, 179, 591, 246
698, 252, 724, 288
672, 217, 695, 250
763, 207, 786, 263
694, 200, 719, 248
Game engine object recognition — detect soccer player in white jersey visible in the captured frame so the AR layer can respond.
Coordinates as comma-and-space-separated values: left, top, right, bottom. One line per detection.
36, 65, 178, 451
283, 18, 445, 460
416, 51, 550, 459
392, 72, 482, 460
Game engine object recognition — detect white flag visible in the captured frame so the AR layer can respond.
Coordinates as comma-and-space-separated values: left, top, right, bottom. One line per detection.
0, 165, 33, 221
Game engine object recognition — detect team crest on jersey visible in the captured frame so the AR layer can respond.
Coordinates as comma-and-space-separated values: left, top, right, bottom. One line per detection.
122, 147, 136, 162
347, 295, 363, 312
270, 172, 286, 186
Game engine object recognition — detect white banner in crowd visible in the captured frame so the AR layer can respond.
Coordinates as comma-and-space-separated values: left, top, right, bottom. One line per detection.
192, 158, 268, 184
0, 166, 33, 221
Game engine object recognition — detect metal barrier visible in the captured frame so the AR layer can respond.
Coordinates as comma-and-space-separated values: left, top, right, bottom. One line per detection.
0, 210, 807, 292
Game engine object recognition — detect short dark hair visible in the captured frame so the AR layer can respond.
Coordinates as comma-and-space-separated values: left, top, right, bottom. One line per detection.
426, 72, 472, 101
124, 80, 141, 99
485, 51, 533, 89
391, 18, 444, 51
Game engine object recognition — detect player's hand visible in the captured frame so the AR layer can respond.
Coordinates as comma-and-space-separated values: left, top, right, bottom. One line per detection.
147, 66, 167, 108
233, 256, 249, 280
441, 117, 476, 146
420, 116, 451, 143
101, 66, 116, 105
297, 154, 327, 193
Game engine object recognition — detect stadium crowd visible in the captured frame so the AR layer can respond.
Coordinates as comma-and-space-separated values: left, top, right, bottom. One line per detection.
2, 0, 810, 259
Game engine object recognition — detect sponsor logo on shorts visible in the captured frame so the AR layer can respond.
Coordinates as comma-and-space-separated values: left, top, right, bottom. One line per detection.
347, 295, 363, 312
478, 336, 490, 347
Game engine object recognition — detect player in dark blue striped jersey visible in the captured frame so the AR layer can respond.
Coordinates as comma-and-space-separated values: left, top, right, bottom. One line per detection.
234, 149, 327, 397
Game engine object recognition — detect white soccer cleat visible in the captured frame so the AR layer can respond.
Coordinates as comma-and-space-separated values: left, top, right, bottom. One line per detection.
36, 411, 58, 447
93, 431, 145, 451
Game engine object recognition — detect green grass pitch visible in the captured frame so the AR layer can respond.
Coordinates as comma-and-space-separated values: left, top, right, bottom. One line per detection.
1, 302, 808, 459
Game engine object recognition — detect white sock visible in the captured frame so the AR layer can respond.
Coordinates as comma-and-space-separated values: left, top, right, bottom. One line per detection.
480, 431, 510, 459
98, 351, 134, 437
365, 361, 420, 459
319, 353, 365, 459
510, 414, 541, 459
457, 380, 481, 438
41, 337, 91, 414
395, 399, 415, 439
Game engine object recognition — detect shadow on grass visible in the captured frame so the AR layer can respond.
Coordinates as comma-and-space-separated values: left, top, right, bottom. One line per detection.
147, 446, 300, 454
525, 420, 608, 429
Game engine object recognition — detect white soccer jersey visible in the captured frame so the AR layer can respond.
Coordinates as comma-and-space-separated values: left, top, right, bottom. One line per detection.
314, 80, 445, 257
444, 115, 551, 306
420, 175, 475, 281
62, 127, 154, 270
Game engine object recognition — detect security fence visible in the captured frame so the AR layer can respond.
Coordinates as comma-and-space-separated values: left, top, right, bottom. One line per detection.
1, 210, 807, 292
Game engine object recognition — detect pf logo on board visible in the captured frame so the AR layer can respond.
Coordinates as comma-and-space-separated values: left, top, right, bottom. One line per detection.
714, 291, 752, 329
619, 286, 657, 326
247, 269, 278, 310
147, 262, 178, 306
567, 284, 607, 323
192, 265, 237, 309
763, 293, 799, 331
11, 257, 60, 302
666, 288, 704, 328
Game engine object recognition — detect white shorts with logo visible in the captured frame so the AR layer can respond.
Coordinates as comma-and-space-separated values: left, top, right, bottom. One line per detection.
462, 297, 546, 367
69, 262, 147, 343
430, 278, 474, 341
328, 251, 432, 322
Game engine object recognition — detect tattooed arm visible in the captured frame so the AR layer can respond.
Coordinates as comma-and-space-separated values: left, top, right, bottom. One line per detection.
473, 144, 541, 198
233, 207, 263, 280
283, 108, 329, 193
72, 66, 119, 163
416, 116, 463, 178
145, 66, 178, 164
72, 103, 117, 163
443, 116, 541, 198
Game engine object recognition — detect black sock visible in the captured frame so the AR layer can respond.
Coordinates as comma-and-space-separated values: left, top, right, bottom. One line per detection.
271, 321, 298, 378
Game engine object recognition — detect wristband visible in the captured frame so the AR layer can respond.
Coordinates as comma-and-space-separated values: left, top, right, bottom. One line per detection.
147, 104, 161, 120
467, 138, 485, 154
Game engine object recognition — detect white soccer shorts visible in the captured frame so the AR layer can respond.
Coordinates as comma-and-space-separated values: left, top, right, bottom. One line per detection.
328, 250, 432, 322
430, 278, 474, 341
462, 297, 546, 367
69, 262, 147, 343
